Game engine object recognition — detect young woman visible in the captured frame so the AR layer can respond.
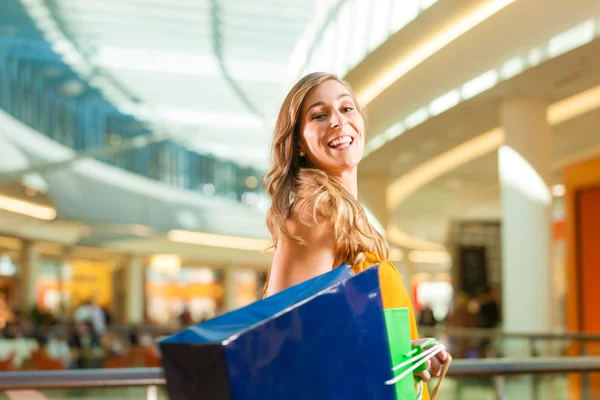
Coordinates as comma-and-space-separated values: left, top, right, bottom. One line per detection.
263, 72, 450, 394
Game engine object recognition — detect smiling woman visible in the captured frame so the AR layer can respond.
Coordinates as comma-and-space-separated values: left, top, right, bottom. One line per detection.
262, 72, 450, 395
299, 84, 365, 177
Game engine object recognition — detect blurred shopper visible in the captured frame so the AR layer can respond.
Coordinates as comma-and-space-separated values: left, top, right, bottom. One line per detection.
45, 328, 74, 368
446, 291, 477, 358
178, 305, 193, 326
74, 299, 106, 335
477, 286, 501, 329
418, 304, 437, 327
262, 73, 450, 394
446, 292, 476, 328
69, 321, 102, 368
476, 286, 501, 357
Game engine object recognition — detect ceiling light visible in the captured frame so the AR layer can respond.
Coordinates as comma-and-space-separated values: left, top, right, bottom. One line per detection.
429, 89, 461, 116
150, 254, 181, 276
547, 19, 595, 58
500, 57, 524, 79
0, 194, 57, 220
383, 122, 406, 141
404, 107, 429, 129
527, 48, 544, 66
364, 134, 387, 154
552, 184, 566, 197
168, 230, 272, 252
461, 70, 498, 100
358, 0, 516, 105
548, 84, 600, 125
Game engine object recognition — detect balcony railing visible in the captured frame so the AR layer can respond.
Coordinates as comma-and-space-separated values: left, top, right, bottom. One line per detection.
0, 357, 598, 400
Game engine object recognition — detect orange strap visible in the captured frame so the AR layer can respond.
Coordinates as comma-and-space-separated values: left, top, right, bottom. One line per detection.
430, 356, 452, 400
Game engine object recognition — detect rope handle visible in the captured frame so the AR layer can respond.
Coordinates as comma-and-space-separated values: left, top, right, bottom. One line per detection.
430, 354, 452, 400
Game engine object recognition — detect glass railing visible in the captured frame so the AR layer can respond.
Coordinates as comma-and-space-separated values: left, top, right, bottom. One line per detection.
0, 357, 598, 399
0, 3, 268, 210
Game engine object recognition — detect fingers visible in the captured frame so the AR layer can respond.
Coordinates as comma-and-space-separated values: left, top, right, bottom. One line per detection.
430, 356, 442, 377
416, 370, 431, 382
437, 349, 449, 363
431, 351, 452, 376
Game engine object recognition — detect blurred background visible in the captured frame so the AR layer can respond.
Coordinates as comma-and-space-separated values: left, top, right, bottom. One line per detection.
0, 0, 599, 399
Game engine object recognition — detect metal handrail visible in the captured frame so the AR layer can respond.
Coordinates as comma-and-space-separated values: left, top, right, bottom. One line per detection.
448, 357, 600, 377
0, 368, 164, 390
419, 327, 600, 341
0, 357, 599, 390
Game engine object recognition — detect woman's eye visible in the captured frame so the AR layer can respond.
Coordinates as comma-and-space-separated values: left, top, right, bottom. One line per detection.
312, 113, 326, 120
341, 107, 354, 112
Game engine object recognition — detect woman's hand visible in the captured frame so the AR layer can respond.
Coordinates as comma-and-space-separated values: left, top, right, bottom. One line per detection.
411, 338, 452, 383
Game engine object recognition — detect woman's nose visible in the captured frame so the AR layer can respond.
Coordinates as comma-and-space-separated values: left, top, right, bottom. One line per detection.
330, 111, 343, 128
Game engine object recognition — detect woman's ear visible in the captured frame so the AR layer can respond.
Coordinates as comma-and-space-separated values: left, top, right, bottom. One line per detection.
297, 141, 306, 157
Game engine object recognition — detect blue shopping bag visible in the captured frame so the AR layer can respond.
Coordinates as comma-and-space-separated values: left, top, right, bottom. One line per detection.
159, 265, 398, 400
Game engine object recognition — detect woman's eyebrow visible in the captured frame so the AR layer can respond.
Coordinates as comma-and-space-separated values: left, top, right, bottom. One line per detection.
306, 94, 352, 113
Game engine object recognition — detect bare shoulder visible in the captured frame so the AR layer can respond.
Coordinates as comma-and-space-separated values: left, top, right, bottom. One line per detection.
265, 211, 336, 296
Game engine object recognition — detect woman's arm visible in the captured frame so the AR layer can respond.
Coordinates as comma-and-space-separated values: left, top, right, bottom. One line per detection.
265, 215, 337, 297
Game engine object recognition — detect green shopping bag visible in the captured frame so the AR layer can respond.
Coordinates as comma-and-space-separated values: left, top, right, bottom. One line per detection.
384, 308, 448, 400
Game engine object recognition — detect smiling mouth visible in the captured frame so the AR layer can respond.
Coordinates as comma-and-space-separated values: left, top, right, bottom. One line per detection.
328, 136, 354, 149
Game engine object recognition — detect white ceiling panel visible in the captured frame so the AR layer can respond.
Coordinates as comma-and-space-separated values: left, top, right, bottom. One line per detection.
46, 0, 319, 168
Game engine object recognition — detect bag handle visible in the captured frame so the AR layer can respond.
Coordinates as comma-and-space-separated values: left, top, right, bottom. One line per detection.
385, 343, 445, 385
385, 342, 452, 400
430, 355, 452, 400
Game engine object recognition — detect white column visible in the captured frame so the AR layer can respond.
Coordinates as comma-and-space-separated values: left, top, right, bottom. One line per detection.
125, 256, 145, 324
222, 266, 238, 312
19, 241, 39, 312
499, 98, 553, 333
57, 251, 70, 319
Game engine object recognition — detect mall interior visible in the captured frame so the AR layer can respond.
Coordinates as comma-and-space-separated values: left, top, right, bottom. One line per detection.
0, 0, 599, 399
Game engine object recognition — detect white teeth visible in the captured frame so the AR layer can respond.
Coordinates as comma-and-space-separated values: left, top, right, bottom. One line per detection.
328, 136, 353, 148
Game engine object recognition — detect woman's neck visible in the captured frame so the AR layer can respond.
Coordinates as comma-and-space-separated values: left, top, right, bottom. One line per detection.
331, 168, 358, 198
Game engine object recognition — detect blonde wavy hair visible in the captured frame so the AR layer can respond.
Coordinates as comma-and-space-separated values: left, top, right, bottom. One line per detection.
263, 72, 388, 269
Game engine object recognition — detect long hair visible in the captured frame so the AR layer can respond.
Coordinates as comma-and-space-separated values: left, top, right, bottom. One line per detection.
263, 72, 388, 268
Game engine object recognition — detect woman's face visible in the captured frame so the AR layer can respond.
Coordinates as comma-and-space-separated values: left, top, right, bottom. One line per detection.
298, 80, 365, 176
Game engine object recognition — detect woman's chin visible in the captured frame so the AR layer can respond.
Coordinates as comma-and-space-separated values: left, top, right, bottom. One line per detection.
322, 161, 361, 175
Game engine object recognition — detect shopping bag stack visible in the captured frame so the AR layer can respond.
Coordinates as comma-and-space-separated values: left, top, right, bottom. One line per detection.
159, 264, 446, 400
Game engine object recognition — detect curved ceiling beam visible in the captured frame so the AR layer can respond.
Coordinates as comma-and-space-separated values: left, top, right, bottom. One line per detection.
384, 83, 600, 250
357, 0, 516, 106
209, 0, 269, 129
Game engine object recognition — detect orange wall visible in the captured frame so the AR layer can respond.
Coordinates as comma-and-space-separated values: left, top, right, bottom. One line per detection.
565, 156, 600, 333
564, 155, 600, 399
579, 188, 600, 332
